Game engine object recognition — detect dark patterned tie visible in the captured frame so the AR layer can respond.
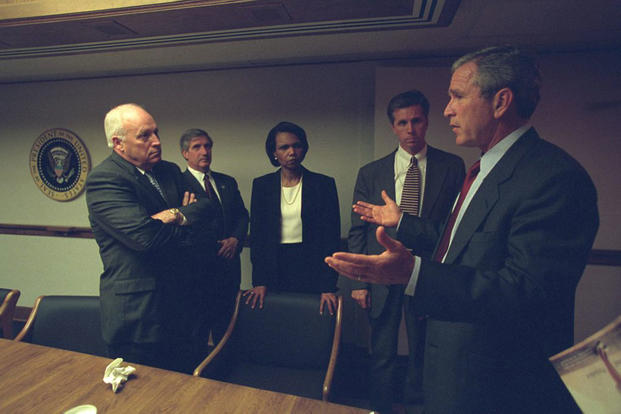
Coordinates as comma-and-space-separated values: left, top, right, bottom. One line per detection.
400, 157, 421, 216
433, 160, 481, 262
145, 170, 166, 201
203, 174, 216, 200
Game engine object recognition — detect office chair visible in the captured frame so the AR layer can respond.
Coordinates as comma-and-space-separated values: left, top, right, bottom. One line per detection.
194, 290, 343, 401
14, 295, 108, 357
0, 288, 20, 339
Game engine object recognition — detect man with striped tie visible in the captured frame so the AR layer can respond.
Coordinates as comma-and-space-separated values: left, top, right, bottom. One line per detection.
347, 90, 465, 412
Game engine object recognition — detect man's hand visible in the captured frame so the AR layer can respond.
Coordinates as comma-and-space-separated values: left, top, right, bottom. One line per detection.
151, 192, 196, 225
243, 286, 266, 309
320, 293, 337, 315
351, 289, 371, 309
218, 237, 239, 260
325, 226, 415, 285
151, 208, 186, 225
182, 191, 197, 206
353, 190, 402, 227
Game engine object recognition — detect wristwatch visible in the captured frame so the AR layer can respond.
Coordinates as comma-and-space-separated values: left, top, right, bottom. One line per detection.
169, 208, 187, 225
169, 208, 180, 222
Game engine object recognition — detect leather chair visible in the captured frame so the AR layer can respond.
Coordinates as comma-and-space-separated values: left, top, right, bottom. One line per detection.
14, 295, 108, 357
0, 288, 20, 339
194, 290, 343, 401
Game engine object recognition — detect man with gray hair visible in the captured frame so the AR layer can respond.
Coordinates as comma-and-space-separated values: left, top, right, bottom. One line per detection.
179, 128, 248, 355
86, 104, 219, 373
327, 46, 599, 413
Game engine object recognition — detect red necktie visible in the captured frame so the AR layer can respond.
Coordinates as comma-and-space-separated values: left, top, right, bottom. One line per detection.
433, 160, 481, 262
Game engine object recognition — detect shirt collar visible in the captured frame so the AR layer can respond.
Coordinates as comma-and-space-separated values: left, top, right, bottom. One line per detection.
480, 125, 530, 176
396, 144, 427, 166
187, 165, 210, 181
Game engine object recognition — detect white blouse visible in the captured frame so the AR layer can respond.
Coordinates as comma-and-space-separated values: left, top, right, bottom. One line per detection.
280, 179, 303, 244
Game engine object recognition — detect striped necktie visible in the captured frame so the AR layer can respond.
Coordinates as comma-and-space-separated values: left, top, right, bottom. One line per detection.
400, 157, 421, 216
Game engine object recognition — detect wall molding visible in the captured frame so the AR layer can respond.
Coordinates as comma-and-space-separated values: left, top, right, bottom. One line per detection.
0, 223, 93, 239
1, 223, 619, 267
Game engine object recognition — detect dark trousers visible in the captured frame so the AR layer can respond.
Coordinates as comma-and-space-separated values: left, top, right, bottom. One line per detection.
107, 340, 197, 374
200, 259, 238, 346
193, 257, 240, 378
369, 285, 425, 411
207, 283, 237, 346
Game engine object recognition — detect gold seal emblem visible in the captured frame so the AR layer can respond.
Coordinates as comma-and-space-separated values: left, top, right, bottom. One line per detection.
30, 128, 91, 201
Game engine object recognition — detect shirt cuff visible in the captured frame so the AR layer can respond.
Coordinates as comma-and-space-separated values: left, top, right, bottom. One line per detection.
404, 255, 421, 296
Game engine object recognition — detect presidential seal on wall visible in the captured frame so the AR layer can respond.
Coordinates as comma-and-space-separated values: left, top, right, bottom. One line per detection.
30, 128, 91, 201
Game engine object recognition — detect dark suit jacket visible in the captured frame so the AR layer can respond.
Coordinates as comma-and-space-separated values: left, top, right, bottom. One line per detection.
86, 152, 219, 345
183, 169, 249, 289
348, 146, 465, 318
398, 128, 599, 413
250, 167, 340, 293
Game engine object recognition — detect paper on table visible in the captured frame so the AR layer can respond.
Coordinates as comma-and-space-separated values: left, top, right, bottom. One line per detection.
550, 314, 621, 413
102, 358, 136, 392
64, 404, 97, 414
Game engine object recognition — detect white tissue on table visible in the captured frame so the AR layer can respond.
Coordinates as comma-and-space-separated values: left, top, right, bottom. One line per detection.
103, 358, 136, 392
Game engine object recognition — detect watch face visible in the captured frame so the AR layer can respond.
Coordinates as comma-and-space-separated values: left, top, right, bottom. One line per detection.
30, 128, 91, 201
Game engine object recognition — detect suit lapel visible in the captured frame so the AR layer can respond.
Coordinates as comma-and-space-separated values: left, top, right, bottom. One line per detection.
210, 173, 227, 232
110, 153, 168, 210
154, 167, 178, 208
445, 129, 539, 263
422, 147, 445, 218
212, 172, 227, 209
374, 152, 397, 238
444, 182, 500, 263
380, 152, 397, 201
183, 169, 206, 197
300, 167, 314, 221
269, 170, 282, 218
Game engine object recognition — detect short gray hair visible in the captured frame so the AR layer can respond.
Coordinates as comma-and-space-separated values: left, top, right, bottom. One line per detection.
103, 103, 144, 148
453, 46, 541, 119
179, 128, 213, 152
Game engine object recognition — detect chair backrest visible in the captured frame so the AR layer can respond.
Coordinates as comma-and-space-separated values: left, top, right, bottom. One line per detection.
232, 292, 337, 369
193, 291, 343, 401
15, 295, 108, 357
0, 288, 20, 339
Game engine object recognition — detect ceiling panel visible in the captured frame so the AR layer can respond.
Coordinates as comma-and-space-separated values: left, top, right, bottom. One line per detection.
0, 0, 619, 83
0, 0, 428, 49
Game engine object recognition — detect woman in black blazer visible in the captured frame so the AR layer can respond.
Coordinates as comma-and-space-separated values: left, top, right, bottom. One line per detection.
245, 121, 340, 314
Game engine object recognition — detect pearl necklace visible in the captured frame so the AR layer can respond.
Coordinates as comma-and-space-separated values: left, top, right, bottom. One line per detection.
281, 176, 302, 205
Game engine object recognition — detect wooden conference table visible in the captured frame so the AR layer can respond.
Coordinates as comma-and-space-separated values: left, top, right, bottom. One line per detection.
0, 339, 369, 413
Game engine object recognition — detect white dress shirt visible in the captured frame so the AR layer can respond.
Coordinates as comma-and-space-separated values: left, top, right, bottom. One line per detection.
187, 165, 222, 202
